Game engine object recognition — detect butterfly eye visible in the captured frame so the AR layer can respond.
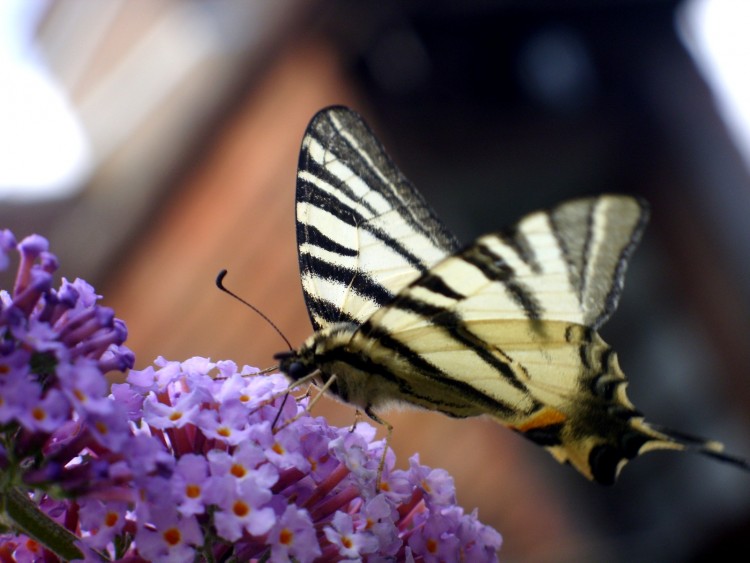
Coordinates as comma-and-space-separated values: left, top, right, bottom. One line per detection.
286, 361, 312, 381
273, 351, 296, 374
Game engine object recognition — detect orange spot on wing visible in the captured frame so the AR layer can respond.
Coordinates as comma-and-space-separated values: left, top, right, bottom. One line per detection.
514, 408, 567, 432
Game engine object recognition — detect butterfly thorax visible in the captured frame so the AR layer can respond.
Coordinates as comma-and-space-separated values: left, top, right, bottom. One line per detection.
276, 322, 415, 412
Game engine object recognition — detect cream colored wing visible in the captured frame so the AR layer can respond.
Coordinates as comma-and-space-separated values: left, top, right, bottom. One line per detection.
353, 195, 746, 483
295, 106, 459, 330
419, 194, 648, 328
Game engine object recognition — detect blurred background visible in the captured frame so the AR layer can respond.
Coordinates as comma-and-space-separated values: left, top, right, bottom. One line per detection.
1, 0, 749, 560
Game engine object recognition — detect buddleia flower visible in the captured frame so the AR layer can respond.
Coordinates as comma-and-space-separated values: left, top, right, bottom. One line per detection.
0, 230, 502, 562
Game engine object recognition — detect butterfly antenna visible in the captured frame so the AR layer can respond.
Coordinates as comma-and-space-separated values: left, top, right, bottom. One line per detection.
216, 269, 293, 351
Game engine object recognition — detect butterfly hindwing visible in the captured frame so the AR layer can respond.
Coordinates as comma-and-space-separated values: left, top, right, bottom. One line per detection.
348, 195, 742, 483
546, 196, 649, 328
379, 196, 648, 329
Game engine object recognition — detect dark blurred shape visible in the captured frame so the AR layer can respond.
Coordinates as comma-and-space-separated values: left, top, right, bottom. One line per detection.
517, 24, 597, 112
366, 25, 432, 96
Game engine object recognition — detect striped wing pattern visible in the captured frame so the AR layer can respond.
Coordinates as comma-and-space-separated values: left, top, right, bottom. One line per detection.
360, 196, 647, 405
352, 196, 654, 482
388, 196, 649, 329
284, 106, 748, 484
296, 106, 459, 330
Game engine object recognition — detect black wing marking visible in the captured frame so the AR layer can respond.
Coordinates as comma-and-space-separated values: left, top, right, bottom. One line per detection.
295, 106, 460, 330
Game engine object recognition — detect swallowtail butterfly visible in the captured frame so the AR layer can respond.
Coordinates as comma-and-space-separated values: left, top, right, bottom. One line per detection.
275, 106, 748, 484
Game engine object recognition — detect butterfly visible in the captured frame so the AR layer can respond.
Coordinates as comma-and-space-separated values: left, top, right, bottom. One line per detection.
274, 105, 748, 484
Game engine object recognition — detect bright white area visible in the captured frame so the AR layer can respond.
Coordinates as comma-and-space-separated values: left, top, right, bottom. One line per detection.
679, 0, 750, 171
0, 0, 90, 202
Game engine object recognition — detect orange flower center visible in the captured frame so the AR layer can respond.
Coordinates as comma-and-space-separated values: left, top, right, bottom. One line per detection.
230, 463, 247, 478
233, 500, 250, 517
185, 484, 201, 499
163, 527, 181, 546
279, 528, 294, 545
426, 538, 438, 554
104, 512, 119, 527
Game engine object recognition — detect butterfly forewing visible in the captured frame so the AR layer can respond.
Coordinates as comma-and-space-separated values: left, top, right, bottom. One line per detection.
296, 106, 459, 330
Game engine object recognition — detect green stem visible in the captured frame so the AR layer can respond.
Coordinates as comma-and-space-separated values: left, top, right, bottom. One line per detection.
2, 487, 85, 561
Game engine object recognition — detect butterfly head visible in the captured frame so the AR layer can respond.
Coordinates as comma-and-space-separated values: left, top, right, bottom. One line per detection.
275, 323, 359, 383
274, 350, 315, 382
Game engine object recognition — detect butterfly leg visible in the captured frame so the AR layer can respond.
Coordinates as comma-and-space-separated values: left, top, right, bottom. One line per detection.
365, 407, 393, 491
270, 380, 312, 430
349, 410, 363, 433
269, 385, 315, 430
273, 373, 338, 433
271, 392, 292, 429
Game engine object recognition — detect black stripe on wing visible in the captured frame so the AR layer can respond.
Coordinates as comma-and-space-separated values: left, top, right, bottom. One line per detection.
295, 106, 460, 329
303, 107, 460, 253
496, 227, 544, 274
461, 241, 543, 321
304, 295, 360, 329
417, 273, 466, 301
295, 180, 441, 276
593, 203, 649, 329
302, 255, 394, 310
356, 320, 521, 418
383, 293, 532, 395
303, 223, 358, 258
547, 196, 649, 329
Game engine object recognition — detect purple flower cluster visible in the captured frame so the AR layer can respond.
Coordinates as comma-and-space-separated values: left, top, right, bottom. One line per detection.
121, 358, 502, 561
0, 229, 134, 459
0, 231, 502, 562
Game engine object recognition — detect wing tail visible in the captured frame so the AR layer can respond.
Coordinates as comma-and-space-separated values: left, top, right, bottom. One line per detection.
583, 418, 750, 485
521, 410, 749, 485
507, 327, 749, 484
642, 421, 750, 472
